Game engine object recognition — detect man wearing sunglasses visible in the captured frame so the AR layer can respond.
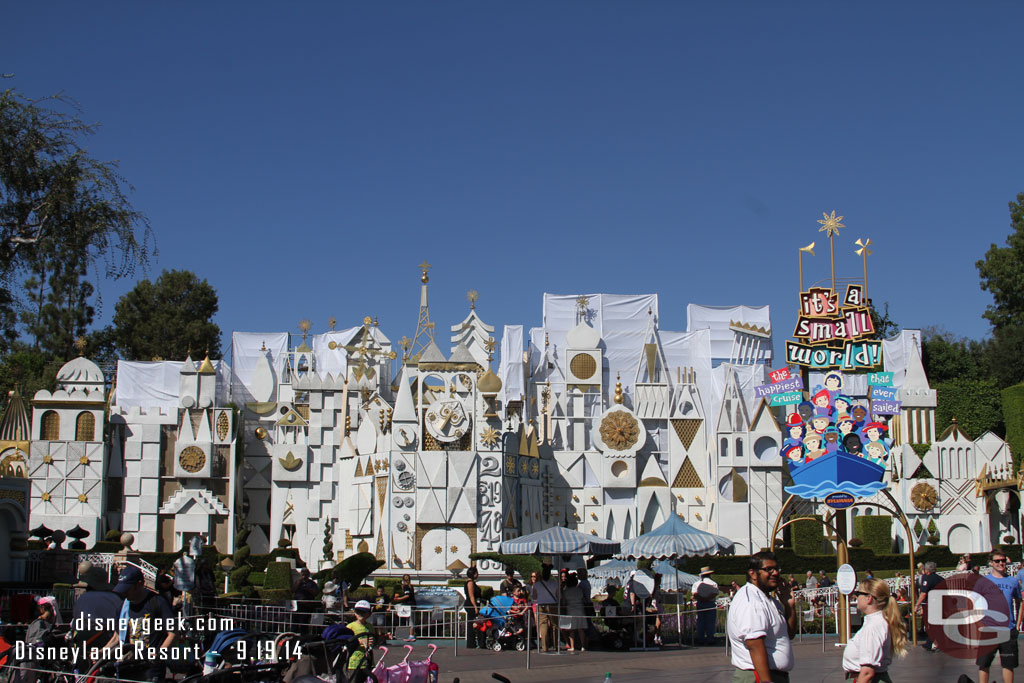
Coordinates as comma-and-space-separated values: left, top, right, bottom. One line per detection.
727, 551, 797, 683
977, 552, 1023, 683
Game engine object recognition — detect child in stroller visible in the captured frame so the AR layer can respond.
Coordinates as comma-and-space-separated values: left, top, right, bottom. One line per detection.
479, 593, 527, 652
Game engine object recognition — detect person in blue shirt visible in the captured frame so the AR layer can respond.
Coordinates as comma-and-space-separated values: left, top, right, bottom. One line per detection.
978, 551, 1024, 683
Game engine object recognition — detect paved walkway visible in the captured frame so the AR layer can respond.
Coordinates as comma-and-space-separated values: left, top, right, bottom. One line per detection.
408, 640, 982, 682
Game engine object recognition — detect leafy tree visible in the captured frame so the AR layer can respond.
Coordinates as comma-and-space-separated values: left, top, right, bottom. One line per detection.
868, 300, 899, 340
0, 84, 152, 351
977, 192, 1024, 330
0, 345, 59, 399
110, 269, 221, 360
921, 327, 990, 385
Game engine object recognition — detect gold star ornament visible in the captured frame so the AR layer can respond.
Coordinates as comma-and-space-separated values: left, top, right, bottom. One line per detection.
480, 426, 501, 447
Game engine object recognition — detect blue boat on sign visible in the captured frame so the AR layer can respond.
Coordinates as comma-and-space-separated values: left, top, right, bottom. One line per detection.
785, 450, 886, 498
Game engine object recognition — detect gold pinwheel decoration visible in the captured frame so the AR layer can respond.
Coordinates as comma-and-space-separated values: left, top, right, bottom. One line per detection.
855, 238, 874, 301
467, 290, 479, 309
298, 319, 312, 341
816, 210, 846, 292
328, 316, 337, 331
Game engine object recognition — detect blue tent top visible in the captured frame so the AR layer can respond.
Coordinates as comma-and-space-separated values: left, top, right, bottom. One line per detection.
617, 514, 735, 560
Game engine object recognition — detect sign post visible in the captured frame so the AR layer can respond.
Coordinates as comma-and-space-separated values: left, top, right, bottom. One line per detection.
836, 562, 857, 645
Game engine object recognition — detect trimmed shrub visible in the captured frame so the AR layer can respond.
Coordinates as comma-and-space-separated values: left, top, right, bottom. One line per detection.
375, 577, 402, 597
853, 516, 893, 555
791, 515, 825, 555
1003, 383, 1024, 473
248, 572, 266, 587
327, 552, 384, 588
105, 529, 122, 541
264, 562, 293, 591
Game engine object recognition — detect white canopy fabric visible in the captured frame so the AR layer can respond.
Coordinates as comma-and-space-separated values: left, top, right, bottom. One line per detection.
498, 324, 525, 405
230, 332, 289, 404
500, 526, 620, 556
686, 304, 773, 364
311, 327, 361, 379
114, 360, 230, 408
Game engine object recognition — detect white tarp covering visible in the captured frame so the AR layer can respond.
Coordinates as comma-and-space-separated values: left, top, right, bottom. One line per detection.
311, 327, 360, 379
686, 304, 773, 364
114, 360, 230, 409
230, 332, 289, 404
498, 324, 525, 404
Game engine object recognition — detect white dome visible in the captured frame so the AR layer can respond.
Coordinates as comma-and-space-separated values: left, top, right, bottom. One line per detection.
566, 320, 601, 349
57, 356, 104, 384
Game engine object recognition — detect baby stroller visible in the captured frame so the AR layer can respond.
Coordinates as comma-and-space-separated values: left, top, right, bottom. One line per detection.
479, 595, 526, 652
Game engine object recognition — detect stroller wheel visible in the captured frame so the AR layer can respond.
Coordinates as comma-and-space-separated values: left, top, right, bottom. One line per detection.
490, 639, 503, 652
515, 638, 527, 651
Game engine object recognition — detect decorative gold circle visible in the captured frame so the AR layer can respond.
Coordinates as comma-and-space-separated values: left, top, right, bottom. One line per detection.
570, 354, 597, 380
255, 427, 267, 440
434, 545, 443, 554
79, 456, 90, 465
911, 482, 938, 511
78, 493, 88, 503
179, 446, 206, 473
600, 411, 640, 451
41, 492, 51, 502
43, 455, 53, 464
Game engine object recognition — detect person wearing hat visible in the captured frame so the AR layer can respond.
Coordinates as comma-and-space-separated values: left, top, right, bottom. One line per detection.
693, 567, 720, 645
346, 600, 373, 672
784, 413, 805, 445
105, 565, 176, 683
72, 562, 122, 660
22, 596, 60, 683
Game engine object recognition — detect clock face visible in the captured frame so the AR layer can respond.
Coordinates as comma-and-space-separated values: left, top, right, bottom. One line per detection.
425, 399, 470, 443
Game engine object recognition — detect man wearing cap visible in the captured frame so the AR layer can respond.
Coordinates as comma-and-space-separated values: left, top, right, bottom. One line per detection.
693, 567, 720, 645
72, 563, 122, 661
105, 565, 177, 683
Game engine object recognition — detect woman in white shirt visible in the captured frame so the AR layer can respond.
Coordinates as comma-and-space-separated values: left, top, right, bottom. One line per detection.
843, 578, 908, 682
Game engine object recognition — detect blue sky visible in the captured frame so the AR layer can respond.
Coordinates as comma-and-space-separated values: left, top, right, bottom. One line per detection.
6, 2, 1024, 359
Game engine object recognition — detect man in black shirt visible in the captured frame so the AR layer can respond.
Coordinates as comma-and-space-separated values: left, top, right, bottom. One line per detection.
500, 568, 522, 597
394, 574, 417, 641
106, 566, 176, 683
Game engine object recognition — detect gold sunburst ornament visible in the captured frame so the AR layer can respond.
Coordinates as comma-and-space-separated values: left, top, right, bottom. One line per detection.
600, 411, 640, 451
817, 210, 845, 291
911, 482, 937, 511
480, 426, 500, 448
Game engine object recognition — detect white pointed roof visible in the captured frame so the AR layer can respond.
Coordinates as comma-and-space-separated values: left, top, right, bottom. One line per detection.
418, 340, 447, 364
180, 355, 197, 375
566, 320, 601, 349
448, 341, 477, 364
900, 342, 937, 407
393, 365, 416, 422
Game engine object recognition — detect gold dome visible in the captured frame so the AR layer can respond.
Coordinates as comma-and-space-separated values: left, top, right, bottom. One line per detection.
478, 368, 502, 395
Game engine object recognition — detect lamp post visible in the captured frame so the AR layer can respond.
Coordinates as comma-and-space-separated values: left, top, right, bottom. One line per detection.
220, 557, 235, 594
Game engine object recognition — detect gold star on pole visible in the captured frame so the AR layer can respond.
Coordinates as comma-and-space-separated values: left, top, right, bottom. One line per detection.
467, 290, 479, 309
816, 210, 846, 291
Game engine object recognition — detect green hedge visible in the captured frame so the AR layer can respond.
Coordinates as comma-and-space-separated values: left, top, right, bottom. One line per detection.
681, 545, 973, 576
247, 572, 266, 587
319, 552, 384, 588
375, 577, 402, 597
1003, 383, 1024, 473
791, 515, 825, 556
264, 562, 293, 591
468, 552, 543, 578
853, 516, 893, 555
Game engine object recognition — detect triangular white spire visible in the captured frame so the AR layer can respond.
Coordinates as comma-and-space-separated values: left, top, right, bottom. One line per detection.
393, 365, 416, 422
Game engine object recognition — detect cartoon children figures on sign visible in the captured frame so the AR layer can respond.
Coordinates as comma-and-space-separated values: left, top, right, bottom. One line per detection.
782, 370, 892, 468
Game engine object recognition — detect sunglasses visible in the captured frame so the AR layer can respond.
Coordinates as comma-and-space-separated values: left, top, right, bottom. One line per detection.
992, 559, 1008, 564
758, 566, 782, 574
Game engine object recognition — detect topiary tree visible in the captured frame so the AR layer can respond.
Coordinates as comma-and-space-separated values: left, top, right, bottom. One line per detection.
323, 520, 333, 564
329, 552, 384, 588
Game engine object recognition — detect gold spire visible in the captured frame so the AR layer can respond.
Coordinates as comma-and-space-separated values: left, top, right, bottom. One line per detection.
73, 336, 88, 356
419, 261, 431, 283
614, 372, 624, 404
197, 350, 216, 375
467, 290, 479, 310
328, 316, 337, 331
298, 318, 312, 342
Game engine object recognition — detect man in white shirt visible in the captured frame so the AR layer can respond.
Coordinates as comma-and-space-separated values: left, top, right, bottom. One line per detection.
727, 551, 797, 683
693, 566, 720, 645
804, 570, 818, 591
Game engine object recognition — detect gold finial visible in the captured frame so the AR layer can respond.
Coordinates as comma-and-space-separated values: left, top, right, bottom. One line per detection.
345, 414, 351, 435
373, 316, 379, 327
298, 319, 312, 342
817, 210, 845, 238
363, 316, 372, 327
576, 295, 590, 317
799, 242, 816, 255
484, 336, 496, 363
419, 261, 431, 283
545, 332, 549, 348
614, 372, 624, 404
73, 336, 87, 356
328, 316, 337, 331
817, 210, 845, 291
261, 340, 267, 351
467, 290, 479, 309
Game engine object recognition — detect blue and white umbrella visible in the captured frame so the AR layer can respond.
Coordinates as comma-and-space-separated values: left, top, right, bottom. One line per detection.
500, 526, 620, 556
589, 559, 699, 593
616, 515, 734, 560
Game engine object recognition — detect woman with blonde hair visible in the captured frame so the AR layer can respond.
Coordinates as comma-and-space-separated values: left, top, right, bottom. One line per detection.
843, 578, 907, 682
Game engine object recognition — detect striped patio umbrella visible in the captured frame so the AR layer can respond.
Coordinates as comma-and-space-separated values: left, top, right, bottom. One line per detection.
616, 515, 734, 560
500, 526, 620, 556
589, 559, 699, 593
